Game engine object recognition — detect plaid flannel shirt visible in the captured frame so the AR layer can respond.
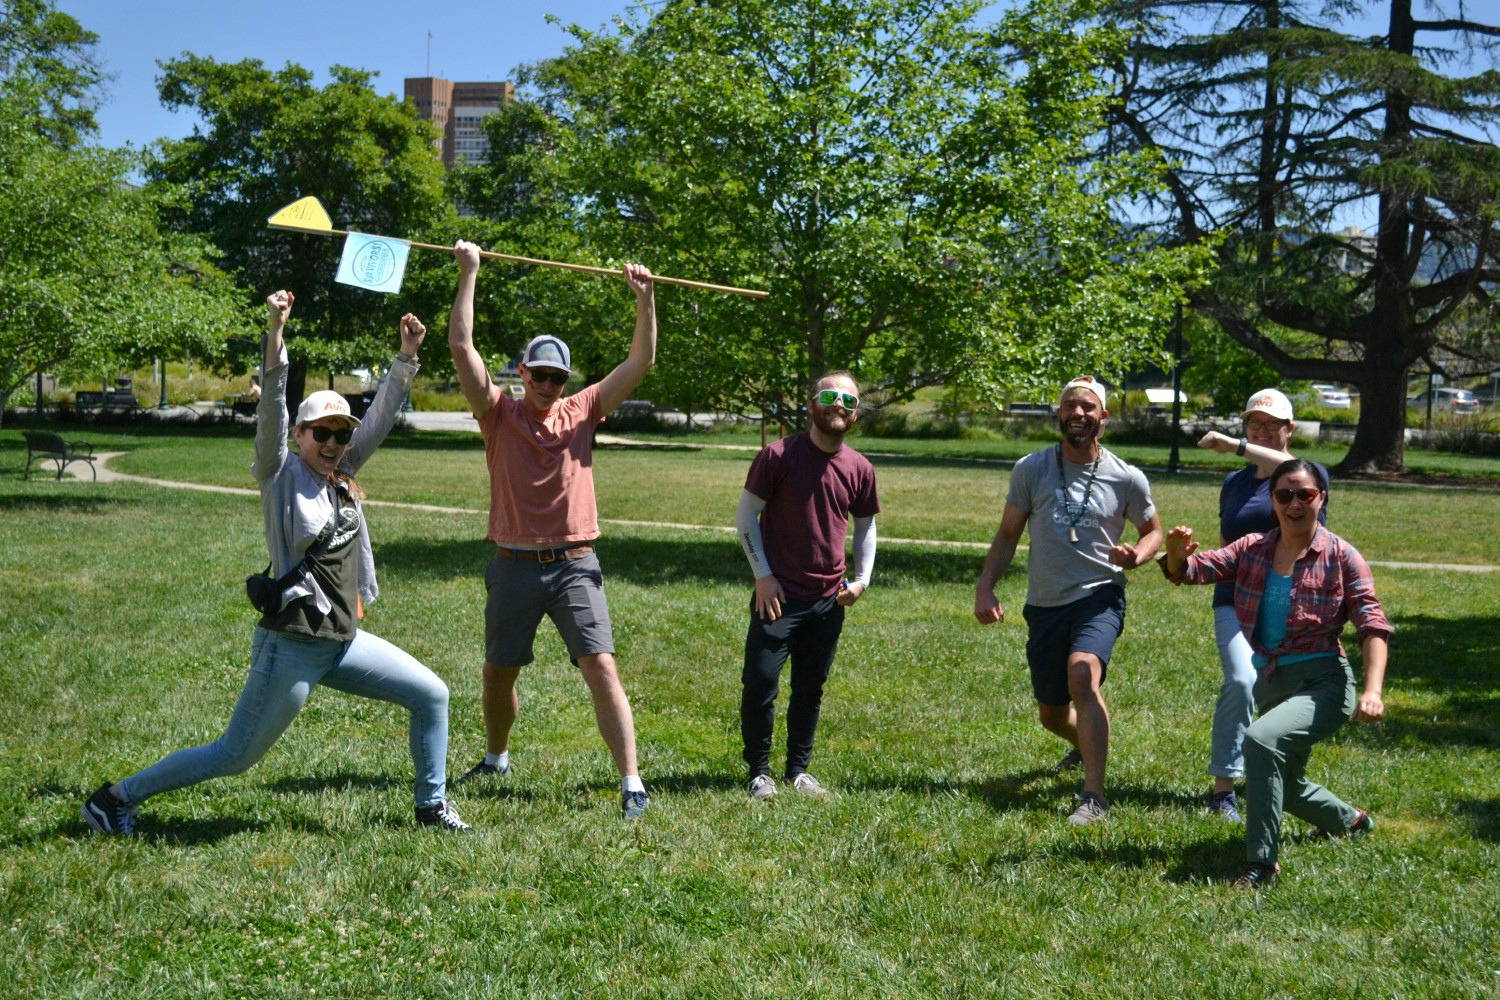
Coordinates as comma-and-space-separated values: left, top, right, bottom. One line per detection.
1172, 524, 1391, 668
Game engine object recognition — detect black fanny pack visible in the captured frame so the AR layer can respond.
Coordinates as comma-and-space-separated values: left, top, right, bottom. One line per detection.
245, 559, 312, 616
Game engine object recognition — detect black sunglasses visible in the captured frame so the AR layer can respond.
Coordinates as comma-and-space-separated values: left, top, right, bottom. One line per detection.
528, 369, 568, 386
308, 426, 353, 445
1272, 487, 1321, 504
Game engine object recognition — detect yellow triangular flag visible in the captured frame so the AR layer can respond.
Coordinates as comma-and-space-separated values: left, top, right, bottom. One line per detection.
267, 197, 334, 234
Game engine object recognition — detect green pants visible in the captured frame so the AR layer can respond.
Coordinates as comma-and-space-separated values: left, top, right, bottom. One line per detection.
1244, 655, 1358, 864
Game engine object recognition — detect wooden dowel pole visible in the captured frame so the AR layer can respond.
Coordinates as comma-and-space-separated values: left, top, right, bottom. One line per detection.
330, 228, 769, 298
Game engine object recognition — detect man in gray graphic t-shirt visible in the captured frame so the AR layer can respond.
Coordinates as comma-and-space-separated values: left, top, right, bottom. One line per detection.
974, 376, 1161, 826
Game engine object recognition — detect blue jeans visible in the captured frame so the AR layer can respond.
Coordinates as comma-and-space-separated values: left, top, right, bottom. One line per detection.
117, 628, 450, 809
1209, 604, 1257, 779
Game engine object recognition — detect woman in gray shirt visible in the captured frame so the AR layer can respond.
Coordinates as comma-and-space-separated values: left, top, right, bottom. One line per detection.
83, 291, 470, 835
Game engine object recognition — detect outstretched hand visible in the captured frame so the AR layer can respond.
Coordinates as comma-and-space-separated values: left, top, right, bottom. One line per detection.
267, 290, 295, 326
1107, 543, 1140, 568
1165, 525, 1199, 562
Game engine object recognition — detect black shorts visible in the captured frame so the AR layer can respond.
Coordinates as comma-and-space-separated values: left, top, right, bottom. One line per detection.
1021, 585, 1126, 707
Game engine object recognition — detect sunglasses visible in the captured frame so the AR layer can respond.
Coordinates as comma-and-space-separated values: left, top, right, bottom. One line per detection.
1272, 487, 1322, 504
816, 389, 859, 409
528, 369, 569, 386
308, 426, 353, 445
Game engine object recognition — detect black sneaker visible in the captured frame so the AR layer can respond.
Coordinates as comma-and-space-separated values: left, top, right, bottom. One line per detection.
1050, 748, 1083, 775
82, 783, 136, 836
622, 788, 650, 820
453, 758, 511, 787
1232, 861, 1280, 890
415, 800, 473, 833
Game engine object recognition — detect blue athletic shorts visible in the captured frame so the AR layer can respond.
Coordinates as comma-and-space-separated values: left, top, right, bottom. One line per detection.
1021, 584, 1126, 706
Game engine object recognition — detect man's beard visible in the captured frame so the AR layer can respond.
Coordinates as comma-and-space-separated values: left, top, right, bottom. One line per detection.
1059, 416, 1100, 449
811, 407, 851, 438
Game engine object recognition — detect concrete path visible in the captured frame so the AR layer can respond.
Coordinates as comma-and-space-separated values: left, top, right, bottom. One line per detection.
57, 452, 1500, 574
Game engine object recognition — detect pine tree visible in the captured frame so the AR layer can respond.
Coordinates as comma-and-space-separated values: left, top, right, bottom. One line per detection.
1104, 0, 1500, 472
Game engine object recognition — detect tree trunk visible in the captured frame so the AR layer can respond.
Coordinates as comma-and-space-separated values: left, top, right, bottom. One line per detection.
1337, 358, 1408, 474
286, 357, 310, 427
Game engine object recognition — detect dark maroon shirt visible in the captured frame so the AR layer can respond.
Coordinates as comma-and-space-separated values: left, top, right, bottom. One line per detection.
745, 433, 881, 602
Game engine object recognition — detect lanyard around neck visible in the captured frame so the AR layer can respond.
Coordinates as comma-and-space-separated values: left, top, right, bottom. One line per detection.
1055, 445, 1101, 545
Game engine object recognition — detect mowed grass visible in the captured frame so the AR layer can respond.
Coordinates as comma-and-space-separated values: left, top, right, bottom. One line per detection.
0, 429, 1496, 998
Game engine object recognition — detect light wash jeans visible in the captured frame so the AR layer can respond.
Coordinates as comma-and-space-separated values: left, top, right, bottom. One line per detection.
118, 627, 449, 809
1209, 604, 1257, 780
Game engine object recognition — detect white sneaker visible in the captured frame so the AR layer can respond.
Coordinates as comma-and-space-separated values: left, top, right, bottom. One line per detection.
748, 774, 777, 801
789, 773, 829, 796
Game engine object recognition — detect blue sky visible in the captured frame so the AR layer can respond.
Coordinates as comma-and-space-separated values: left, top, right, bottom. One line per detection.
59, 0, 643, 150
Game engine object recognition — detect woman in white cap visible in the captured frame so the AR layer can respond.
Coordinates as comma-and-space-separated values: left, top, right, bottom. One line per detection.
83, 291, 471, 835
1191, 389, 1327, 822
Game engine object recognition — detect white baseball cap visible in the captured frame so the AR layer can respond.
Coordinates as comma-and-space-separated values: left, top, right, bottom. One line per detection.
295, 389, 361, 428
1059, 375, 1106, 410
1242, 388, 1294, 422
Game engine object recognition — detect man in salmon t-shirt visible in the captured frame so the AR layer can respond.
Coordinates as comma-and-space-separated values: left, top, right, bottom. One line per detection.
445, 239, 656, 819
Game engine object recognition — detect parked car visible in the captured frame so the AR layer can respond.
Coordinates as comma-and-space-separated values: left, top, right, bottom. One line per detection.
1408, 387, 1481, 415
1306, 383, 1352, 409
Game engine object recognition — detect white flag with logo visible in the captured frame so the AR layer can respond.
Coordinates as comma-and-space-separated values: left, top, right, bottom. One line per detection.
335, 232, 411, 294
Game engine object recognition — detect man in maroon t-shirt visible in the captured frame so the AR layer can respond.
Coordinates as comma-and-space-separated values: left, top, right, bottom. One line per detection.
735, 371, 881, 800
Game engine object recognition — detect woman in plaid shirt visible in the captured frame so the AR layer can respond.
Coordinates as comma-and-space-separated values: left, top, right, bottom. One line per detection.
1164, 459, 1390, 889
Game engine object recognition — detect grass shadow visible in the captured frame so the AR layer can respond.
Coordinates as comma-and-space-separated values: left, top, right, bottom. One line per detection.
1456, 795, 1500, 843
638, 768, 744, 796
1369, 612, 1500, 750
374, 531, 986, 590
263, 772, 405, 795
0, 492, 144, 515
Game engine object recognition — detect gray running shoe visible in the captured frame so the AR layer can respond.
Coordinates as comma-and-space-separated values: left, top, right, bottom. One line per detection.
748, 774, 777, 801
622, 788, 650, 820
1067, 791, 1109, 825
789, 773, 829, 796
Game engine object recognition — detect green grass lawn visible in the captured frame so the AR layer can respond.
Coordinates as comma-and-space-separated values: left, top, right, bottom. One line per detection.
0, 429, 1496, 998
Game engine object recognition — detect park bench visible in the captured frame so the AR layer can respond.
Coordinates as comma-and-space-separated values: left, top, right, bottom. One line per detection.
22, 430, 97, 481
74, 390, 137, 414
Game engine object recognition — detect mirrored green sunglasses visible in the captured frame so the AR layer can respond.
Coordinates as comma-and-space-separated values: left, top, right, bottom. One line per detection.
816, 389, 858, 409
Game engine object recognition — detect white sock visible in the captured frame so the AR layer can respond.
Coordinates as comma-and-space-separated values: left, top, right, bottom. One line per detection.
622, 774, 645, 793
485, 751, 509, 770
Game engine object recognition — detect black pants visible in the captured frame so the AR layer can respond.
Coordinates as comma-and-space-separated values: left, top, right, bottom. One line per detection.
741, 595, 845, 779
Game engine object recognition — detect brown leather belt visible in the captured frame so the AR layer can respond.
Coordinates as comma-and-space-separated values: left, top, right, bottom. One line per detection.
495, 544, 594, 564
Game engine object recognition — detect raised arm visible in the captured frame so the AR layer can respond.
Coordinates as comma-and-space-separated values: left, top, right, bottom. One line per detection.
253, 290, 295, 484
344, 313, 427, 475
1198, 430, 1293, 476
974, 502, 1028, 624
594, 263, 656, 416
447, 240, 499, 418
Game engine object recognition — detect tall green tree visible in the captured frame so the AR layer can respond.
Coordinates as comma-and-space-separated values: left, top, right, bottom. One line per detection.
0, 2, 241, 426
0, 0, 101, 147
145, 57, 456, 402
1101, 0, 1500, 473
464, 0, 1206, 419
0, 94, 243, 426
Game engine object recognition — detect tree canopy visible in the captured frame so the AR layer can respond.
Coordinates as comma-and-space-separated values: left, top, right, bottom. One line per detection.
1101, 0, 1500, 472
458, 0, 1207, 419
145, 56, 458, 388
0, 2, 241, 424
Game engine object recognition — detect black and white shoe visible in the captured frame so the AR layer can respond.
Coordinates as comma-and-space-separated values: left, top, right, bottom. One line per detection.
415, 800, 473, 833
82, 784, 136, 836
